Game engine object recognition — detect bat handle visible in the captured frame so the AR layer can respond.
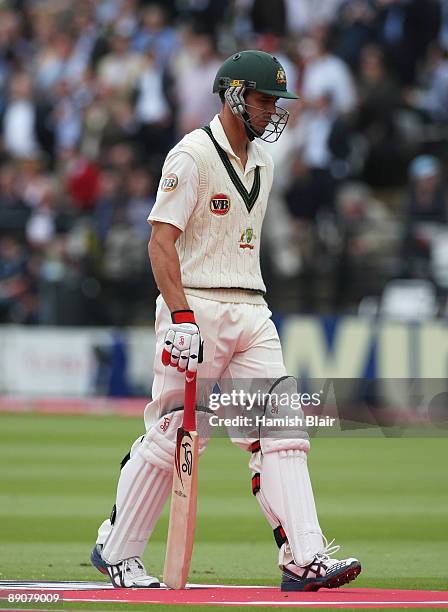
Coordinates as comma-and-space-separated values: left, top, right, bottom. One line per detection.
183, 375, 197, 431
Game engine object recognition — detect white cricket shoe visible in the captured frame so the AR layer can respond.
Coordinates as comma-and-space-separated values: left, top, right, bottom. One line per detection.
106, 557, 160, 588
91, 544, 159, 588
281, 539, 361, 592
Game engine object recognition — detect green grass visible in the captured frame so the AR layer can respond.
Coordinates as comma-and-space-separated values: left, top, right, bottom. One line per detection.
0, 412, 447, 611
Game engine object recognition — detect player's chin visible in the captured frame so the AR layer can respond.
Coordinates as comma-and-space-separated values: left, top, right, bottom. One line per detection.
253, 122, 268, 135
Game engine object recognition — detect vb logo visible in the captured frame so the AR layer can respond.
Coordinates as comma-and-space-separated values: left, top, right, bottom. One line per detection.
210, 194, 230, 215
161, 174, 178, 192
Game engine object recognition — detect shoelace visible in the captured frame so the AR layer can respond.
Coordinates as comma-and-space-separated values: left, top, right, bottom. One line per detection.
315, 537, 341, 563
122, 557, 146, 579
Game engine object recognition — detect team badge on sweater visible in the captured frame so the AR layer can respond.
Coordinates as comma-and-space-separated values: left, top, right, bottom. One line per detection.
210, 194, 231, 215
161, 174, 178, 192
239, 227, 255, 249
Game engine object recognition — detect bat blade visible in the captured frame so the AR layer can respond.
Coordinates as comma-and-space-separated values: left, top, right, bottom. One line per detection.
163, 427, 199, 589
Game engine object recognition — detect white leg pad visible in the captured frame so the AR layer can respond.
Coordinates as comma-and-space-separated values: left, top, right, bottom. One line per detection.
99, 410, 209, 564
249, 450, 280, 529
96, 518, 113, 546
95, 435, 145, 547
258, 449, 324, 567
139, 410, 209, 470
101, 451, 171, 564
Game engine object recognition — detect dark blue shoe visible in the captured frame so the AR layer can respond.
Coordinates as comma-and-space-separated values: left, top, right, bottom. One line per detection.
281, 555, 361, 592
90, 544, 108, 575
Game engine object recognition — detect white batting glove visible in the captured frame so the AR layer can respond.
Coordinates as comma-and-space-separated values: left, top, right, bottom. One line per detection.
161, 310, 203, 380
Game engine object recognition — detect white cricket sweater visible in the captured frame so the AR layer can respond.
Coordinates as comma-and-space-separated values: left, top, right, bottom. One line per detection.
148, 115, 274, 298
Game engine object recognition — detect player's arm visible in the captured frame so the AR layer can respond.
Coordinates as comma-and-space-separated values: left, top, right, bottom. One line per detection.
147, 152, 202, 374
148, 221, 189, 312
147, 150, 198, 312
149, 223, 202, 374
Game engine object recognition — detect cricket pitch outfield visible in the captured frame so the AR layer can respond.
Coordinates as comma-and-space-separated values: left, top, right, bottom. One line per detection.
0, 412, 447, 611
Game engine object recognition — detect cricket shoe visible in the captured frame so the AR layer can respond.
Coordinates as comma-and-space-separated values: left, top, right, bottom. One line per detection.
281, 539, 361, 592
90, 544, 160, 588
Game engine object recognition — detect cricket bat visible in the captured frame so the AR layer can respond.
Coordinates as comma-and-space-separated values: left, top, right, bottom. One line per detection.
163, 375, 199, 589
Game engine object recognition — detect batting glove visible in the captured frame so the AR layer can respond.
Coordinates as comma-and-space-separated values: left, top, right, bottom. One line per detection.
161, 310, 203, 380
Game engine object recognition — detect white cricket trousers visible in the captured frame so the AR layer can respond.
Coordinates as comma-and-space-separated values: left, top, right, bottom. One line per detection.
144, 293, 288, 433
98, 293, 322, 567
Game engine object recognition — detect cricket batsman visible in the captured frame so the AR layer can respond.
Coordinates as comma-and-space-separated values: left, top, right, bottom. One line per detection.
90, 50, 362, 591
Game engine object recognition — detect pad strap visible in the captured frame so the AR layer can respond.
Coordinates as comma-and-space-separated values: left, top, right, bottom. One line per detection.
251, 473, 260, 495
273, 525, 287, 548
250, 440, 261, 453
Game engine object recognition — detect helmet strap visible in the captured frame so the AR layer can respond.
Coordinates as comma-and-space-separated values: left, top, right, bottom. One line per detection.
242, 111, 257, 141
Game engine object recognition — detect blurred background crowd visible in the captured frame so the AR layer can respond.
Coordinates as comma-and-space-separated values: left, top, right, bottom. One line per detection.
1, 0, 448, 326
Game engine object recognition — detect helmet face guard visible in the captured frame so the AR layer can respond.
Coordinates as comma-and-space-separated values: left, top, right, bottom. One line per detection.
214, 51, 299, 143
224, 81, 289, 143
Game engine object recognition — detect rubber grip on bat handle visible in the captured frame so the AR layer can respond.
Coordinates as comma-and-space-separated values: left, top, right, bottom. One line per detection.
183, 376, 197, 431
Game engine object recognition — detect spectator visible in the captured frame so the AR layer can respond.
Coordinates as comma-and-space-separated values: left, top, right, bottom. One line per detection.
292, 91, 352, 213
81, 82, 137, 156
25, 176, 65, 248
335, 181, 401, 308
284, 0, 344, 35
0, 0, 447, 324
99, 205, 149, 325
95, 0, 127, 27
70, 4, 100, 72
63, 148, 101, 212
101, 215, 148, 283
17, 159, 50, 209
132, 4, 179, 66
0, 163, 30, 233
335, 0, 377, 70
285, 155, 316, 222
134, 49, 174, 162
406, 43, 448, 123
175, 0, 229, 35
375, 0, 441, 86
37, 233, 89, 325
33, 30, 82, 91
407, 155, 447, 222
0, 9, 29, 96
93, 167, 123, 243
403, 155, 448, 275
300, 28, 358, 116
0, 236, 35, 323
250, 0, 287, 36
113, 0, 140, 39
97, 32, 144, 96
283, 155, 318, 272
440, 0, 448, 50
52, 79, 83, 153
356, 44, 404, 185
0, 72, 53, 161
173, 30, 222, 135
125, 167, 155, 239
106, 142, 138, 179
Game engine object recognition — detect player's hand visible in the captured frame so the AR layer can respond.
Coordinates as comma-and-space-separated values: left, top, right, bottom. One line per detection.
161, 310, 203, 379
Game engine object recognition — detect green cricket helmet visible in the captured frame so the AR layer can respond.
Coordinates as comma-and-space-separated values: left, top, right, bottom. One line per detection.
213, 50, 298, 99
213, 50, 299, 142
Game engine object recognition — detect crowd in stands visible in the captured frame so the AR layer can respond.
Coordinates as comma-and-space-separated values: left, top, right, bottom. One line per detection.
1, 0, 448, 325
